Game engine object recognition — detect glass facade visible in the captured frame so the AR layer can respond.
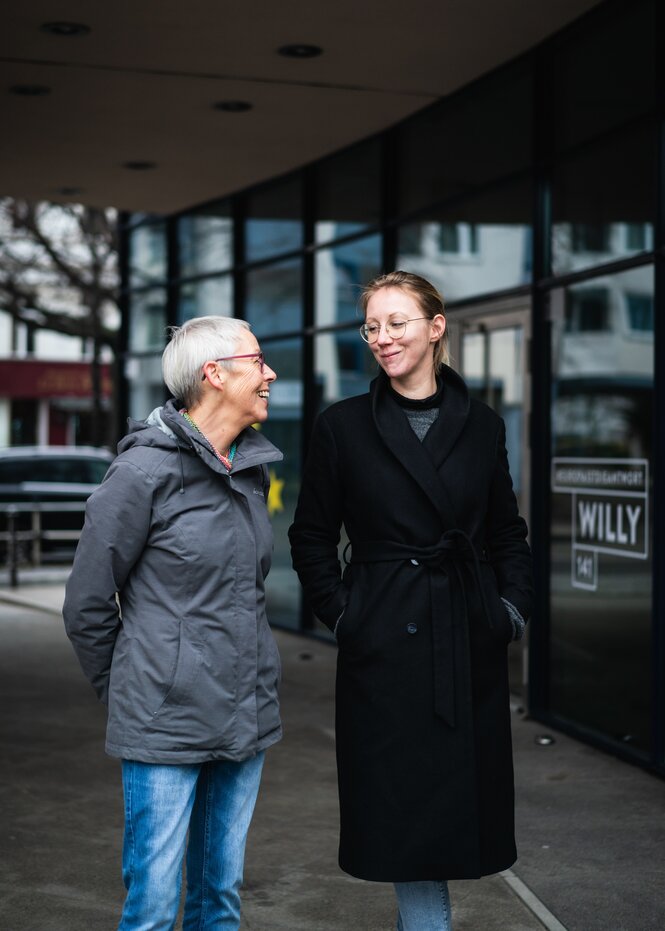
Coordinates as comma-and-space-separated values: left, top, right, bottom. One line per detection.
550, 125, 656, 276
314, 139, 382, 244
549, 267, 654, 751
245, 176, 302, 262
315, 236, 382, 329
178, 201, 233, 277
178, 275, 233, 322
245, 260, 302, 337
257, 336, 303, 629
397, 179, 533, 301
121, 0, 664, 773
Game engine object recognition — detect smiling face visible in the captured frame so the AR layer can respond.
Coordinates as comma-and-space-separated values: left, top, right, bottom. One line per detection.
220, 329, 277, 427
365, 287, 445, 395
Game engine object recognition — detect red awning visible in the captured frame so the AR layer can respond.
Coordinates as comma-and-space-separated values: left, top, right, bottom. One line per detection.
0, 359, 112, 399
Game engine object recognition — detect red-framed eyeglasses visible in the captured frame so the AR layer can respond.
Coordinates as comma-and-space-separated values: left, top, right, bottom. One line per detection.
202, 352, 265, 381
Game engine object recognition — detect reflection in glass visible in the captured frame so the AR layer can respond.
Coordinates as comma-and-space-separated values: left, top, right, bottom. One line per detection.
315, 139, 381, 244
125, 353, 165, 419
398, 181, 532, 302
128, 223, 168, 287
462, 326, 524, 500
246, 176, 302, 262
128, 288, 168, 351
458, 316, 529, 698
551, 0, 654, 154
257, 338, 303, 630
179, 202, 233, 276
549, 265, 654, 751
314, 328, 376, 412
312, 327, 377, 639
399, 62, 532, 214
551, 126, 655, 276
178, 275, 232, 322
315, 235, 382, 329
245, 259, 302, 338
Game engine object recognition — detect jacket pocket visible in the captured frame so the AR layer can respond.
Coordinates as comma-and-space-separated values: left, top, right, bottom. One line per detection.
151, 624, 203, 717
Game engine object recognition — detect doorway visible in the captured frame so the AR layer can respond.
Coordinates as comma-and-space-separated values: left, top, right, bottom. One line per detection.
446, 297, 531, 698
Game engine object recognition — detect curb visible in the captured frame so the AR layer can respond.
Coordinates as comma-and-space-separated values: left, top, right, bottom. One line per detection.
0, 590, 62, 617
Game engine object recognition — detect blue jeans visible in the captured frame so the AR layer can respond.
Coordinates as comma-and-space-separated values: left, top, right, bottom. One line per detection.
118, 753, 265, 931
395, 880, 452, 931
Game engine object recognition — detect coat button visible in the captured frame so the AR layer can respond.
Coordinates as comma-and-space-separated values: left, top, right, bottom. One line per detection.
410, 558, 419, 566
406, 622, 418, 635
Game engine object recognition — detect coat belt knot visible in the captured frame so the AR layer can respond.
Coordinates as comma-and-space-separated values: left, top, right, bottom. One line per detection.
349, 531, 492, 728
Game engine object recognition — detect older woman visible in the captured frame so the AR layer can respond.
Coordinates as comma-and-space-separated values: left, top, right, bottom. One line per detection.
289, 271, 533, 930
63, 315, 282, 931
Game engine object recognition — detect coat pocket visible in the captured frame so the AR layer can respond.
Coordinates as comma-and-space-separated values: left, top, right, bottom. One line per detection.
335, 578, 360, 646
477, 568, 514, 649
151, 624, 203, 718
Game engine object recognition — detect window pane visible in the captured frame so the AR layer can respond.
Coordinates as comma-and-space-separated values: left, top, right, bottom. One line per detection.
398, 62, 532, 215
397, 180, 532, 302
311, 326, 376, 638
462, 325, 525, 498
549, 266, 654, 751
245, 259, 302, 338
125, 353, 165, 419
314, 327, 376, 412
245, 176, 302, 262
551, 126, 656, 276
10, 400, 37, 445
179, 202, 233, 276
315, 235, 382, 328
551, 0, 655, 154
178, 275, 233, 322
258, 337, 303, 630
315, 139, 382, 244
128, 222, 168, 287
128, 288, 168, 351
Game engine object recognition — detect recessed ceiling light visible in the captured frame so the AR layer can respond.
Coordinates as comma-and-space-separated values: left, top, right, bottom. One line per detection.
40, 22, 91, 37
9, 84, 51, 96
277, 44, 322, 58
122, 161, 157, 171
213, 100, 253, 113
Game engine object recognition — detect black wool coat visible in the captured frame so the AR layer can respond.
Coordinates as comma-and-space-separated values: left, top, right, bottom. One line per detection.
289, 366, 533, 883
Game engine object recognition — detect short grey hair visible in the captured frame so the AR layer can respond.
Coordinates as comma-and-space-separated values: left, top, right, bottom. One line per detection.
162, 316, 251, 408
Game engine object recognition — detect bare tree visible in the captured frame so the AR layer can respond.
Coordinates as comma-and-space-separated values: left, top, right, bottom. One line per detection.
0, 198, 120, 446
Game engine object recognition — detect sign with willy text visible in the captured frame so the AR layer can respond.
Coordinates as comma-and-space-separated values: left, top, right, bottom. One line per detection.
551, 458, 649, 591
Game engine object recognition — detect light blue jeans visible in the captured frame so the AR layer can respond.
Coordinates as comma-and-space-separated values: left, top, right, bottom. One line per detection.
395, 880, 452, 930
118, 753, 265, 931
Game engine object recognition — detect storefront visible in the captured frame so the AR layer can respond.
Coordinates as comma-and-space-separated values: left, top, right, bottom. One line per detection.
121, 0, 664, 771
0, 358, 113, 447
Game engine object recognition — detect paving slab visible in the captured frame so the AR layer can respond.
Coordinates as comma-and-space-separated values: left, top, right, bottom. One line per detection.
2, 582, 664, 930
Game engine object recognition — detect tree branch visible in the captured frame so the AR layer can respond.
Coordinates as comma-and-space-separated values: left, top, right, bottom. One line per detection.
1, 281, 118, 347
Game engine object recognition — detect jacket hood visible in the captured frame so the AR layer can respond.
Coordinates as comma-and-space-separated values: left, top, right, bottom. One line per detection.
117, 398, 283, 473
117, 404, 183, 455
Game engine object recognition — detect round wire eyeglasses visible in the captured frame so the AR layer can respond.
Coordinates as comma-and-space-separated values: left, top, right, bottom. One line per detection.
359, 318, 428, 344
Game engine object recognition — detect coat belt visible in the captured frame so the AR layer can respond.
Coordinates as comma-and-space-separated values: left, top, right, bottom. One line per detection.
348, 531, 491, 728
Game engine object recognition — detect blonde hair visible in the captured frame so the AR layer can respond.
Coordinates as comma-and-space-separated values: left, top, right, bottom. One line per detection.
359, 270, 449, 369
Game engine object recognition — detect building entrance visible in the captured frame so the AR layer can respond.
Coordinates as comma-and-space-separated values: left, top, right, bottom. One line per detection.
446, 298, 531, 699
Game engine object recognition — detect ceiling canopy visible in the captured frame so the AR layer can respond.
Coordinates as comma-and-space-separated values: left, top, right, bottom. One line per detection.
2, 0, 600, 214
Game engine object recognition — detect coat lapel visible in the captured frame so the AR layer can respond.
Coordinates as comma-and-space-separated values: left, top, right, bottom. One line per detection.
370, 366, 470, 530
422, 365, 470, 470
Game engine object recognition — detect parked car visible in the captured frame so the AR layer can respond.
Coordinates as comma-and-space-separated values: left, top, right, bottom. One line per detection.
0, 446, 114, 563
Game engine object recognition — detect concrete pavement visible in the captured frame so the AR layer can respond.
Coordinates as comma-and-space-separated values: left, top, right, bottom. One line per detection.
1, 579, 664, 930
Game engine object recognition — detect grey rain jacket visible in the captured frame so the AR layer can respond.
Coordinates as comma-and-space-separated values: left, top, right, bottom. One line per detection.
63, 399, 284, 764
